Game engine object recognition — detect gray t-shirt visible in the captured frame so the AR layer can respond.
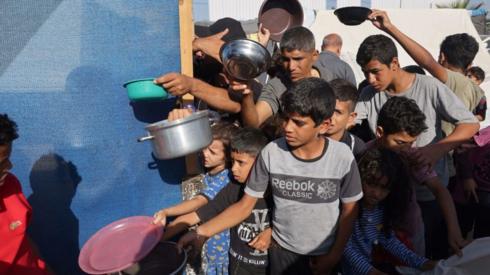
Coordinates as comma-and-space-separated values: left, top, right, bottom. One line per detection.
355, 74, 478, 200
316, 51, 357, 85
245, 138, 363, 255
259, 65, 335, 115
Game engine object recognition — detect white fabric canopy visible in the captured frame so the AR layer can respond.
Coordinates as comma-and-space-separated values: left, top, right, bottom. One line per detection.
310, 9, 490, 127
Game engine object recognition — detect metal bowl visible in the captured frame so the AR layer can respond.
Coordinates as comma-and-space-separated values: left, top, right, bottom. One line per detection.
220, 39, 271, 81
334, 6, 372, 26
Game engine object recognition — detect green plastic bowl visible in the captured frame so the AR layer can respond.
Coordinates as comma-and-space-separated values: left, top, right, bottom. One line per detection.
123, 78, 168, 101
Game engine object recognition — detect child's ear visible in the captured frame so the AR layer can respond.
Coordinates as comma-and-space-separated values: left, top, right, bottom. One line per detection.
346, 112, 357, 129
375, 126, 384, 138
318, 118, 332, 135
390, 57, 400, 71
312, 49, 319, 61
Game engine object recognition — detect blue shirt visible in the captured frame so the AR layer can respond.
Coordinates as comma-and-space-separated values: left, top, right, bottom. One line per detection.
342, 205, 428, 275
201, 169, 231, 275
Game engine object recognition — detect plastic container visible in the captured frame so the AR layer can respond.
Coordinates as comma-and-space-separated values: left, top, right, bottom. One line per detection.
123, 78, 168, 101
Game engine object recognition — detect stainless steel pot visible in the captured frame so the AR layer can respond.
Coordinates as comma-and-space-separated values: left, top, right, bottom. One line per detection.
138, 110, 212, 159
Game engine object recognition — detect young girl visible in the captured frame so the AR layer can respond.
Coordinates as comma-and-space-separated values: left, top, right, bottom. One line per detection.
342, 148, 437, 275
153, 121, 237, 275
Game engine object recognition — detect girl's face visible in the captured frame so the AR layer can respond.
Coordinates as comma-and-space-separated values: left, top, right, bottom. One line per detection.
362, 175, 390, 209
202, 139, 226, 174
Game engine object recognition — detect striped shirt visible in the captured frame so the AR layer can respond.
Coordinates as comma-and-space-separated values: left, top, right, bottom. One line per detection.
342, 206, 428, 275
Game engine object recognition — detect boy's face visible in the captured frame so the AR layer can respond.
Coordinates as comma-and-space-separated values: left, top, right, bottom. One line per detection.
326, 100, 356, 137
280, 49, 319, 82
376, 127, 417, 153
362, 59, 397, 92
282, 112, 330, 148
0, 143, 13, 186
202, 139, 226, 170
230, 151, 256, 184
362, 175, 390, 209
466, 73, 482, 85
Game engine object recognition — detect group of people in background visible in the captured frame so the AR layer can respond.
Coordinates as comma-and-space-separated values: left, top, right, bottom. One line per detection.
2, 8, 489, 275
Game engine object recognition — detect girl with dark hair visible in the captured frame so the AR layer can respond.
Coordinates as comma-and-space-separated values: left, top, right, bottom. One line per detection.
342, 148, 437, 275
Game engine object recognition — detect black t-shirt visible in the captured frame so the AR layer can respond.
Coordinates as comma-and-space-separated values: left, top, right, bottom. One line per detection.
340, 131, 366, 159
197, 181, 272, 268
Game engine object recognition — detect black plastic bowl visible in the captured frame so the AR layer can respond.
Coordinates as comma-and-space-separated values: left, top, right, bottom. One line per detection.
334, 6, 372, 26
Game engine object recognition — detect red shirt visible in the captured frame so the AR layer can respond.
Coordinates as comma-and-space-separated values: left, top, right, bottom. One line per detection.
0, 173, 48, 275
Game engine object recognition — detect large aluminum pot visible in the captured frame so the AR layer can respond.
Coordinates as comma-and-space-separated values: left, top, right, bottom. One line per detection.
138, 110, 212, 159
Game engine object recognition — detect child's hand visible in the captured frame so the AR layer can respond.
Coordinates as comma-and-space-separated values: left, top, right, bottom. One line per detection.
248, 227, 272, 252
176, 229, 208, 260
257, 23, 271, 47
367, 10, 394, 32
229, 79, 253, 95
421, 260, 439, 271
152, 209, 168, 226
447, 229, 470, 257
167, 108, 193, 121
154, 72, 195, 97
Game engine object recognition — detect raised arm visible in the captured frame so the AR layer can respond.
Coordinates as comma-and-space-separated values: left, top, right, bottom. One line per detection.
368, 10, 448, 83
231, 81, 273, 128
154, 72, 241, 113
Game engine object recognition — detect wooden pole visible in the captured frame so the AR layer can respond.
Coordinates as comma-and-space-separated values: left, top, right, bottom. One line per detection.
179, 0, 201, 176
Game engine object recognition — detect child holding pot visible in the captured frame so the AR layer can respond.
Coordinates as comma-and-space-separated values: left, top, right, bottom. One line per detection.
153, 119, 238, 274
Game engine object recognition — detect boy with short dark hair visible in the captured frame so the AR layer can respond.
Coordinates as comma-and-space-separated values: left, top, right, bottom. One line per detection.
328, 79, 366, 157
0, 114, 50, 275
236, 26, 335, 128
466, 66, 487, 121
161, 127, 271, 275
369, 97, 465, 258
354, 31, 478, 259
178, 78, 363, 274
366, 10, 484, 136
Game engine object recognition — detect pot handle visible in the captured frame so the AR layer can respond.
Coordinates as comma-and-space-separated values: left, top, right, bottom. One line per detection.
137, 135, 154, 142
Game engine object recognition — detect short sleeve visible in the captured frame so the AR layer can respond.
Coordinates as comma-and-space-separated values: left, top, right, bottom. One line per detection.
436, 78, 478, 125
258, 81, 281, 115
340, 160, 363, 203
197, 183, 239, 222
244, 152, 270, 198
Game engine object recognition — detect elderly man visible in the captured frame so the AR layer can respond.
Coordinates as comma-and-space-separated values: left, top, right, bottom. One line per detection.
316, 33, 356, 85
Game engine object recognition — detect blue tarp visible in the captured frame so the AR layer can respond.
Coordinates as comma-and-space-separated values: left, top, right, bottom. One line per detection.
0, 1, 185, 274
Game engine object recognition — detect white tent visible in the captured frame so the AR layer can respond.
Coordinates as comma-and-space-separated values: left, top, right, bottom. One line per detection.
310, 9, 490, 127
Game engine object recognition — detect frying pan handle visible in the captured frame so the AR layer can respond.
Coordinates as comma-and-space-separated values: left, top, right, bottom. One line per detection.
137, 135, 154, 142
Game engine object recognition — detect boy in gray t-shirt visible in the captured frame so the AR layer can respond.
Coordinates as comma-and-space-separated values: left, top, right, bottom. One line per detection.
354, 34, 479, 259
178, 78, 362, 275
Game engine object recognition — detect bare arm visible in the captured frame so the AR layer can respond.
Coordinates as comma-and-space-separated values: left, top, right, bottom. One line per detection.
162, 212, 201, 241
416, 123, 480, 168
241, 93, 273, 128
197, 193, 258, 237
154, 72, 241, 113
153, 195, 208, 226
425, 177, 467, 256
368, 10, 448, 82
310, 202, 359, 274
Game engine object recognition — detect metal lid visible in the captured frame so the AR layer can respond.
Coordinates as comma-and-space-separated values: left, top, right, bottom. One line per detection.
145, 110, 209, 131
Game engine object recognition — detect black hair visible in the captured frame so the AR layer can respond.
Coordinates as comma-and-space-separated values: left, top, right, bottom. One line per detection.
440, 33, 478, 70
0, 114, 19, 145
403, 65, 426, 75
377, 97, 427, 136
356, 35, 398, 68
358, 147, 412, 235
467, 66, 485, 81
280, 26, 316, 53
329, 78, 358, 112
230, 127, 268, 157
210, 121, 239, 164
281, 77, 336, 126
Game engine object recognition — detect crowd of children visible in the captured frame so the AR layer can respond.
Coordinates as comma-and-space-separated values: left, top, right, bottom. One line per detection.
2, 8, 489, 275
